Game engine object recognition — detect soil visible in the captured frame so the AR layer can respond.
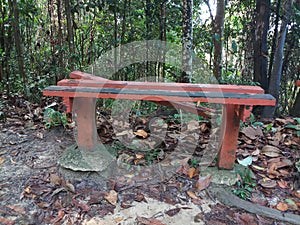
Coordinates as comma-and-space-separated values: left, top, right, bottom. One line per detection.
0, 96, 299, 225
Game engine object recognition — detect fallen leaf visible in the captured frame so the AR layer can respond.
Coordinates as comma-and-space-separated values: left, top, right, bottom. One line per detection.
51, 209, 65, 223
0, 216, 14, 225
261, 145, 281, 157
0, 157, 4, 165
187, 191, 200, 200
104, 190, 118, 206
165, 207, 181, 217
252, 165, 265, 171
258, 179, 277, 188
276, 202, 288, 211
188, 167, 196, 178
50, 174, 62, 186
136, 216, 166, 225
294, 190, 300, 199
241, 126, 262, 140
277, 180, 289, 189
196, 174, 211, 191
133, 129, 148, 138
35, 132, 43, 139
114, 217, 123, 223
237, 156, 253, 166
24, 186, 31, 194
6, 205, 26, 214
65, 180, 75, 193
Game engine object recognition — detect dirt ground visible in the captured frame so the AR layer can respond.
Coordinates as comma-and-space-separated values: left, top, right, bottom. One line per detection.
0, 97, 299, 225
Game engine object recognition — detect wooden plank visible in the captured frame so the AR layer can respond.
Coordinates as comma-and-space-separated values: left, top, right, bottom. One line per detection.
57, 78, 265, 94
43, 86, 276, 106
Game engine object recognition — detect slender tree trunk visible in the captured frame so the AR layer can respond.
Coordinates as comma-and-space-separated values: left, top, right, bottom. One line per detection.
64, 0, 74, 71
113, 1, 118, 80
213, 0, 225, 81
291, 91, 300, 116
57, 0, 64, 81
253, 0, 270, 91
158, 0, 167, 79
9, 0, 26, 91
181, 0, 193, 83
262, 0, 294, 117
268, 0, 281, 80
0, 3, 4, 82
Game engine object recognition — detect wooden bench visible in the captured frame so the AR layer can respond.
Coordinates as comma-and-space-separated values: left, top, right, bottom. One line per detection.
43, 71, 276, 170
296, 80, 300, 87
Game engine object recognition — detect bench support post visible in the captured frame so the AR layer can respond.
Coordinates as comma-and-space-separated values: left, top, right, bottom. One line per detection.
58, 97, 114, 171
217, 104, 243, 169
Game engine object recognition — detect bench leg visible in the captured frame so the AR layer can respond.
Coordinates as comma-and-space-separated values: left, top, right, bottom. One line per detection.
58, 97, 114, 171
217, 104, 243, 169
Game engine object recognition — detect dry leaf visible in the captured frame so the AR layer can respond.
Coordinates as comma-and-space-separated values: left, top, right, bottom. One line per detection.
277, 180, 289, 189
0, 157, 4, 165
65, 180, 75, 193
261, 145, 281, 157
114, 217, 123, 223
187, 191, 200, 200
165, 207, 181, 217
294, 190, 300, 199
50, 174, 62, 186
241, 126, 261, 140
133, 129, 148, 138
6, 205, 26, 214
196, 174, 211, 191
136, 216, 166, 225
52, 209, 65, 223
104, 190, 118, 206
0, 216, 14, 225
258, 179, 277, 188
35, 132, 43, 139
24, 186, 31, 194
188, 167, 196, 179
276, 202, 288, 211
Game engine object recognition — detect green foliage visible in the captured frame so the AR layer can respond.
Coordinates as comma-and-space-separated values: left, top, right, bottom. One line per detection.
284, 118, 300, 137
232, 166, 256, 200
43, 108, 67, 129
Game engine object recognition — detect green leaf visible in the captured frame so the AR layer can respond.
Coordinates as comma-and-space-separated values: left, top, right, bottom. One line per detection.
284, 124, 300, 130
231, 40, 238, 52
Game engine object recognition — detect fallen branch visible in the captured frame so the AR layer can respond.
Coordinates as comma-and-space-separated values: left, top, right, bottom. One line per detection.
208, 186, 300, 225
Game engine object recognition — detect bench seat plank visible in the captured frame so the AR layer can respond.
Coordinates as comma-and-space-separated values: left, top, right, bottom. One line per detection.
43, 85, 276, 106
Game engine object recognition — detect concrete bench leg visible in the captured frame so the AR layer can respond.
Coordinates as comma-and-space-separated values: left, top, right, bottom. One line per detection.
217, 104, 243, 169
58, 97, 114, 171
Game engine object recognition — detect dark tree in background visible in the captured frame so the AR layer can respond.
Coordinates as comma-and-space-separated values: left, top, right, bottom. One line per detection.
253, 0, 270, 92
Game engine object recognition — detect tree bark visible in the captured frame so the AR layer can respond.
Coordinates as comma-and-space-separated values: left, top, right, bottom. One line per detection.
57, 0, 64, 81
213, 0, 225, 81
9, 0, 26, 90
64, 0, 75, 71
181, 0, 193, 83
290, 90, 300, 117
263, 0, 294, 117
253, 0, 270, 91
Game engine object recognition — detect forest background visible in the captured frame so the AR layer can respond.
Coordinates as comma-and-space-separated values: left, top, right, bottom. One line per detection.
0, 0, 299, 117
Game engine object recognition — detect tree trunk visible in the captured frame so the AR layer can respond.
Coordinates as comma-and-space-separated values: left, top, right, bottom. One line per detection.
64, 0, 75, 71
180, 0, 193, 83
181, 0, 193, 83
9, 0, 26, 91
213, 0, 225, 81
57, 0, 64, 81
262, 0, 294, 117
290, 91, 300, 116
253, 0, 270, 91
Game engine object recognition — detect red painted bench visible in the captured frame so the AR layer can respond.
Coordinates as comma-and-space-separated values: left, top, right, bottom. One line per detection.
43, 71, 276, 170
296, 80, 300, 87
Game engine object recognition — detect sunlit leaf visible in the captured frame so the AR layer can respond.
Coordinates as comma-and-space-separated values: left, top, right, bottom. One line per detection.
276, 202, 288, 211
237, 156, 253, 166
196, 174, 211, 191
104, 190, 118, 206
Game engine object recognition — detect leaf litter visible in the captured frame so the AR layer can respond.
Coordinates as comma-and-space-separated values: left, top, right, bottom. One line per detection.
0, 95, 299, 224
